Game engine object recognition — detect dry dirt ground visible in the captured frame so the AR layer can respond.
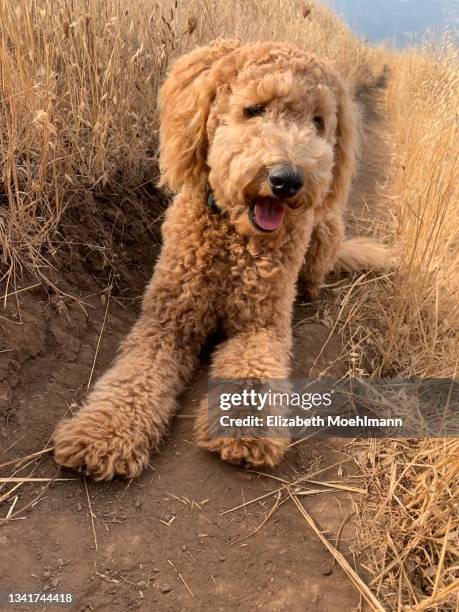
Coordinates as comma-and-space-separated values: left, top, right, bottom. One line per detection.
0, 83, 388, 612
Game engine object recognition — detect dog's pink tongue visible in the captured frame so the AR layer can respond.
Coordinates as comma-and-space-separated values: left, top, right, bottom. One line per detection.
254, 199, 284, 231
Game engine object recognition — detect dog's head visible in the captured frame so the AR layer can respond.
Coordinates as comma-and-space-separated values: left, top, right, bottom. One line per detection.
159, 40, 358, 236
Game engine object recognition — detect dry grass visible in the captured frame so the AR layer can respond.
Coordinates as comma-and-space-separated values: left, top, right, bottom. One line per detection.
336, 36, 459, 611
341, 39, 458, 379
0, 0, 379, 289
354, 438, 459, 610
0, 0, 161, 286
0, 0, 457, 609
381, 42, 458, 378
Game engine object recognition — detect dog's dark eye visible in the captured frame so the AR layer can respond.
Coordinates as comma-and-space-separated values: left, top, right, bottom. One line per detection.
312, 115, 325, 133
244, 104, 266, 118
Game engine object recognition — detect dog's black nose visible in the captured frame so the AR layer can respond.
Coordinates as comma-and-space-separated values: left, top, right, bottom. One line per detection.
268, 165, 304, 199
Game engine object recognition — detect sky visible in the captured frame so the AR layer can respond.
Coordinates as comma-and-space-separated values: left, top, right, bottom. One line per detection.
322, 0, 459, 47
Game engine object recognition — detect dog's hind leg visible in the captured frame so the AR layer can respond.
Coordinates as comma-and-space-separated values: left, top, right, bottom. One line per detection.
300, 214, 392, 301
194, 328, 291, 467
53, 274, 211, 481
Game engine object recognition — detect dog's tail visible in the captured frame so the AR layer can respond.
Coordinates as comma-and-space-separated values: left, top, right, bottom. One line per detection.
334, 237, 393, 272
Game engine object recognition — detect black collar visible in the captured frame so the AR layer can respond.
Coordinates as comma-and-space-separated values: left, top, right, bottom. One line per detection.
207, 189, 228, 217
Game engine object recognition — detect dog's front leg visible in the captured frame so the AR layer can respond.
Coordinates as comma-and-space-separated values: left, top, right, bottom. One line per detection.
53, 276, 208, 481
299, 211, 344, 300
194, 327, 291, 467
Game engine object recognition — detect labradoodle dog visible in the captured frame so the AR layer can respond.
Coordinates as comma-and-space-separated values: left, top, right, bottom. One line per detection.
54, 39, 388, 480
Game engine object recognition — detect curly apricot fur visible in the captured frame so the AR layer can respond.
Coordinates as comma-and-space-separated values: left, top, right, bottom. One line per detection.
53, 40, 379, 480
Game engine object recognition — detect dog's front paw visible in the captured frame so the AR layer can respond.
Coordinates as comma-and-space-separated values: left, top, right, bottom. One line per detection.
53, 407, 150, 481
197, 436, 288, 468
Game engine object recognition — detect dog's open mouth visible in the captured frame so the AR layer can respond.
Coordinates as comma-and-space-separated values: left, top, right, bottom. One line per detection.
249, 197, 285, 232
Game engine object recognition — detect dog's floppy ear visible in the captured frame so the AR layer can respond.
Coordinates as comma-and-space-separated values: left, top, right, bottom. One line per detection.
158, 39, 240, 192
323, 73, 359, 210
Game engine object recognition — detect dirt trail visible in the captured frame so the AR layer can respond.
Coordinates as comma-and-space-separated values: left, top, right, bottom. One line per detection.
0, 83, 388, 612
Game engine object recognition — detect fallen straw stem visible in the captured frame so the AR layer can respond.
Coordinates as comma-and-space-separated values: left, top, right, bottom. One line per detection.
289, 490, 386, 612
0, 482, 22, 505
87, 276, 112, 391
168, 559, 195, 598
229, 492, 286, 546
302, 479, 366, 494
432, 516, 452, 598
0, 447, 53, 471
0, 283, 41, 302
0, 477, 77, 483
0, 473, 58, 526
222, 458, 357, 516
414, 577, 459, 612
84, 476, 99, 553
